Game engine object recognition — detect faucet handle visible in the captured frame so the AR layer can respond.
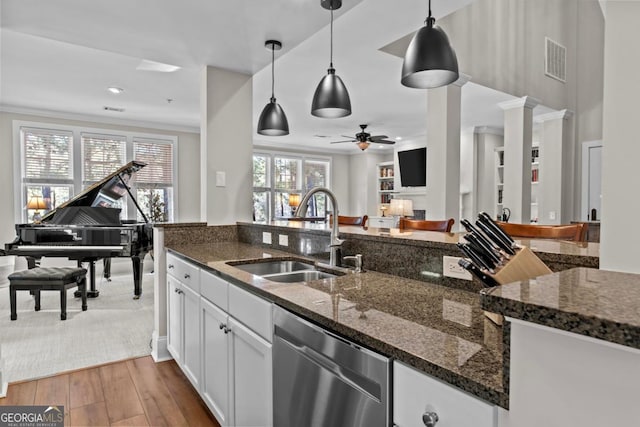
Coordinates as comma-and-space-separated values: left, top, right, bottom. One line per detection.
343, 254, 363, 273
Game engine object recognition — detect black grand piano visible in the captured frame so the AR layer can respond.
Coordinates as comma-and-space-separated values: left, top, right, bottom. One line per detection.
4, 160, 153, 299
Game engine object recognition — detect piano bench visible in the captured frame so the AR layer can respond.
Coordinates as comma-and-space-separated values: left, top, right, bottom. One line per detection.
8, 267, 88, 321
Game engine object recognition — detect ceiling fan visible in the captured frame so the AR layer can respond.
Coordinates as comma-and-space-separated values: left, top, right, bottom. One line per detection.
330, 124, 396, 151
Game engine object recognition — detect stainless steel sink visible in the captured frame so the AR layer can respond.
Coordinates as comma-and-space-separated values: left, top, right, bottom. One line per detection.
230, 260, 314, 276
264, 270, 337, 283
227, 258, 341, 283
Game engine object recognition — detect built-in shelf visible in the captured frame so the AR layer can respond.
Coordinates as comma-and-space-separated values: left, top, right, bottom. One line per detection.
377, 161, 395, 207
495, 146, 540, 221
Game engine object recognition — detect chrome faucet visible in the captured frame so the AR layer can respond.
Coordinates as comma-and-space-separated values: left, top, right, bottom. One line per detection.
295, 187, 343, 267
343, 254, 363, 273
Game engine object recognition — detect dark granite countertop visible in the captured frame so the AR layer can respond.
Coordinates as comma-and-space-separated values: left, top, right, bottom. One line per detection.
153, 222, 207, 228
167, 242, 507, 408
480, 267, 640, 350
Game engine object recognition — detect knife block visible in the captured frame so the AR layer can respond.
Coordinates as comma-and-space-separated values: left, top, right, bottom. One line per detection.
484, 246, 552, 325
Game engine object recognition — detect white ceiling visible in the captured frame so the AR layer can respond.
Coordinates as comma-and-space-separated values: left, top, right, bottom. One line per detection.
0, 0, 554, 153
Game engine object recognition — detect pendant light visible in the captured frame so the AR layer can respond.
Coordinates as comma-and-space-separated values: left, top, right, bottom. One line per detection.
311, 0, 351, 118
257, 40, 289, 136
401, 0, 459, 89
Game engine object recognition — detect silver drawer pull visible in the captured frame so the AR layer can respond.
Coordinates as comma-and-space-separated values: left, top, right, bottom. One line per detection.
184, 273, 190, 279
168, 264, 174, 269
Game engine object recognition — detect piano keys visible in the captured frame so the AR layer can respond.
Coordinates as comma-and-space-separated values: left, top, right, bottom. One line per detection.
4, 160, 154, 299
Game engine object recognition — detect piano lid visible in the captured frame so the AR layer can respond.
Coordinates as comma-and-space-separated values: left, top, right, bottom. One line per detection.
40, 160, 146, 223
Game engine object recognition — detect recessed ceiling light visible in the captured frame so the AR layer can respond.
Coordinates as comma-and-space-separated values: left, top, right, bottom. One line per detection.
395, 136, 402, 140
107, 87, 124, 94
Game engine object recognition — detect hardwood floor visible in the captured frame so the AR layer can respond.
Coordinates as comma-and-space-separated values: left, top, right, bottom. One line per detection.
0, 356, 220, 427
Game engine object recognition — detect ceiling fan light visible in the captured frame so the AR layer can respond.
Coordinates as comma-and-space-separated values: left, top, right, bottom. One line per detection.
311, 68, 352, 118
357, 141, 370, 151
401, 18, 459, 89
257, 98, 289, 136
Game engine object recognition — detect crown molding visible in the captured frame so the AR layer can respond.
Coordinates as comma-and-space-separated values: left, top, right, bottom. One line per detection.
534, 109, 574, 123
498, 96, 541, 111
473, 126, 504, 136
0, 104, 200, 134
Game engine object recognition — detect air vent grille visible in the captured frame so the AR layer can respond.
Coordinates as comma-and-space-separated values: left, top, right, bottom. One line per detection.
103, 106, 125, 112
545, 37, 566, 82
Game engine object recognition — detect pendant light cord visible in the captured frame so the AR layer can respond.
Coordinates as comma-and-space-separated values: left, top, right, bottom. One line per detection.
425, 0, 434, 26
271, 44, 275, 100
330, 6, 334, 68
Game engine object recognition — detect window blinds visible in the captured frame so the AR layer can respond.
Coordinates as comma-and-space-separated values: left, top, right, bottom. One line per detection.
134, 139, 173, 185
23, 128, 73, 180
82, 133, 126, 182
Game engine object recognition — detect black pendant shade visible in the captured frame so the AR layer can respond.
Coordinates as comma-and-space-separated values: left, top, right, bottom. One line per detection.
311, 0, 351, 118
311, 67, 351, 118
401, 1, 459, 89
258, 40, 289, 136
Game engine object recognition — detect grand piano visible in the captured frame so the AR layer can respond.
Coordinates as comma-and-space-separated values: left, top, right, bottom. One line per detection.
3, 160, 153, 299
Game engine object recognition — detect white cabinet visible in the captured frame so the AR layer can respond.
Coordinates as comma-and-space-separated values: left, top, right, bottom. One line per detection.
228, 317, 272, 427
393, 361, 497, 427
198, 269, 273, 427
166, 256, 201, 390
201, 297, 232, 426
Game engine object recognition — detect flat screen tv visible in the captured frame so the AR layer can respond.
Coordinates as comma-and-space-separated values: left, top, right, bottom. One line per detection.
397, 147, 427, 187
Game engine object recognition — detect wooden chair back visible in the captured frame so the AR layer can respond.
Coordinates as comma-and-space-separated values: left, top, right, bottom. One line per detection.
399, 218, 455, 232
496, 221, 588, 242
329, 215, 369, 227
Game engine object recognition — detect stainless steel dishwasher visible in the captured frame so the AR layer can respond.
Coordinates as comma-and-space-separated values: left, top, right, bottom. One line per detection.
273, 306, 391, 427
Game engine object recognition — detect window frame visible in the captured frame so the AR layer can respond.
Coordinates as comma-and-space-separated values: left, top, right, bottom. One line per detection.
13, 120, 178, 223
252, 150, 332, 222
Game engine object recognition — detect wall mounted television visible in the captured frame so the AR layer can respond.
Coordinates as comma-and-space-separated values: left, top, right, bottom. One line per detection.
397, 147, 427, 187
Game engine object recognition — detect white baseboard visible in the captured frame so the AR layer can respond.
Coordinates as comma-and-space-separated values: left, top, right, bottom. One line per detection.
151, 332, 172, 362
0, 381, 7, 398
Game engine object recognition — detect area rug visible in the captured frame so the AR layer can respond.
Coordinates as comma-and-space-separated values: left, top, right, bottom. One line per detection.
0, 271, 154, 383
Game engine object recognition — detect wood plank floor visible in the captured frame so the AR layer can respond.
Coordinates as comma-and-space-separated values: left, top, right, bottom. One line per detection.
0, 356, 220, 427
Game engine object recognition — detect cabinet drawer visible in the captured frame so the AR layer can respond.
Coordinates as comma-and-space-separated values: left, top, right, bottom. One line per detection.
228, 285, 272, 343
200, 268, 228, 311
393, 361, 496, 427
368, 217, 395, 228
167, 252, 200, 292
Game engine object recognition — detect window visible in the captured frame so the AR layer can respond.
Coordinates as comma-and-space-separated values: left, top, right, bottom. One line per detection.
16, 122, 177, 223
252, 151, 331, 222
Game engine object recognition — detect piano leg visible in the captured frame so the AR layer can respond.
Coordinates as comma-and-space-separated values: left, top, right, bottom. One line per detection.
75, 260, 99, 298
103, 258, 112, 282
132, 254, 144, 300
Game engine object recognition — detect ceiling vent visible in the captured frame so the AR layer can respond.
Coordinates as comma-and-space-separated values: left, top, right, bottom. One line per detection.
103, 106, 125, 112
545, 37, 566, 83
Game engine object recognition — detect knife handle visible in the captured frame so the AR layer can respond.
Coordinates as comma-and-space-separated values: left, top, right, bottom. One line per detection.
461, 219, 501, 251
475, 220, 517, 256
458, 258, 501, 287
457, 243, 495, 274
479, 212, 516, 246
464, 233, 503, 266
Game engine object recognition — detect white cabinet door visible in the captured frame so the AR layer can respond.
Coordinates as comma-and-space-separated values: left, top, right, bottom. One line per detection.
229, 317, 273, 427
182, 284, 201, 390
167, 276, 183, 364
394, 361, 497, 427
201, 297, 232, 427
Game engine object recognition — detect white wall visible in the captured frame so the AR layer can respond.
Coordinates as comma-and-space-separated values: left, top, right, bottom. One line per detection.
0, 110, 201, 247
473, 128, 504, 218
600, 1, 640, 273
459, 129, 474, 222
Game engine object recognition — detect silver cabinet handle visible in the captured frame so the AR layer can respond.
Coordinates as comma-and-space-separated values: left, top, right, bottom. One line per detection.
174, 288, 179, 293
184, 273, 190, 279
219, 323, 225, 330
168, 264, 174, 269
219, 323, 230, 334
177, 289, 184, 295
422, 412, 439, 427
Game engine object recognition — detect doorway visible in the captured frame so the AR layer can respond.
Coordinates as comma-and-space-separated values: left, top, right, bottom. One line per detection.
581, 141, 602, 221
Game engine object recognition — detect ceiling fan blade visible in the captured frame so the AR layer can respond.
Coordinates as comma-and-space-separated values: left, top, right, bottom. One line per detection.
369, 135, 389, 141
371, 140, 396, 145
330, 140, 356, 144
341, 135, 356, 139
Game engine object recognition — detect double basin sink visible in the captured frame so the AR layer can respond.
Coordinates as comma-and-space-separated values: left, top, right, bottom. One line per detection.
227, 258, 342, 283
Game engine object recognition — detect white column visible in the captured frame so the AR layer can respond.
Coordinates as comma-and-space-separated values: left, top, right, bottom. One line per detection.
425, 74, 470, 227
536, 110, 574, 225
473, 126, 504, 218
600, 1, 640, 272
200, 66, 253, 225
498, 96, 540, 224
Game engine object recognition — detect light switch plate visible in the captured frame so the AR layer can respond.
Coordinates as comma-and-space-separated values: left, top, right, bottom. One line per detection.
549, 211, 556, 220
443, 256, 472, 280
278, 234, 289, 246
262, 232, 272, 244
216, 171, 226, 187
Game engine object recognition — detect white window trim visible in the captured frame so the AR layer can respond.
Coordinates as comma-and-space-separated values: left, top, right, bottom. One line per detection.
252, 149, 332, 222
12, 120, 178, 223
